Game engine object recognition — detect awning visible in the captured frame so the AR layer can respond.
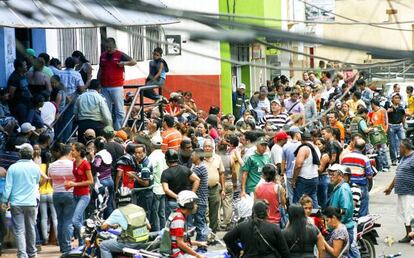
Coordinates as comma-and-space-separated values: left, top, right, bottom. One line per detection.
0, 0, 178, 28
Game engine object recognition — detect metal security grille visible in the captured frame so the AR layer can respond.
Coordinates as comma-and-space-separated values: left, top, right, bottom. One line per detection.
57, 29, 77, 63
146, 26, 161, 60
79, 28, 99, 65
231, 43, 250, 62
128, 26, 145, 61
57, 28, 99, 65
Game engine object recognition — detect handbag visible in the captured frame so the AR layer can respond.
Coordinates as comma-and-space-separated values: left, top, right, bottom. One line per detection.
368, 125, 387, 145
277, 184, 288, 229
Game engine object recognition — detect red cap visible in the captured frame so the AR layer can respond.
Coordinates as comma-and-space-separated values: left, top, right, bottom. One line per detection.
274, 131, 288, 143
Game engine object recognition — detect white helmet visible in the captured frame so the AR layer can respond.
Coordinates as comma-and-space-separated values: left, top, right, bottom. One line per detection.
177, 191, 199, 209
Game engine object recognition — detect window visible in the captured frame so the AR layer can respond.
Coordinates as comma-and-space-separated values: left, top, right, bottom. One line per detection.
146, 26, 161, 60
231, 43, 250, 62
57, 28, 99, 65
128, 26, 145, 61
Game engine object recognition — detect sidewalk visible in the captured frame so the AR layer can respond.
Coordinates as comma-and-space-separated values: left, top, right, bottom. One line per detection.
2, 245, 61, 257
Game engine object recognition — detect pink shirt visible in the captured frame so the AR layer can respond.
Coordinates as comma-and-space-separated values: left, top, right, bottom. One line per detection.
48, 159, 75, 193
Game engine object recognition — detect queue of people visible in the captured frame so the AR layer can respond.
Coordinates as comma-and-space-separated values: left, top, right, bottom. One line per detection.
0, 43, 414, 258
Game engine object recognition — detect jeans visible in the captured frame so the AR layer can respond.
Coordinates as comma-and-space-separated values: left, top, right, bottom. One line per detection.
99, 177, 115, 219
220, 182, 233, 227
194, 204, 208, 241
317, 175, 329, 209
134, 189, 154, 225
54, 192, 75, 253
358, 184, 369, 217
375, 143, 390, 171
143, 78, 164, 100
207, 184, 220, 232
39, 194, 58, 243
151, 194, 166, 231
73, 195, 91, 246
101, 87, 125, 130
286, 177, 294, 205
347, 225, 361, 258
10, 206, 37, 258
293, 177, 319, 208
0, 194, 5, 251
388, 124, 405, 162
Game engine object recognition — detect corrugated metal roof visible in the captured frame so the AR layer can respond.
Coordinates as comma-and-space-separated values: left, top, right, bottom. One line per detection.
0, 0, 178, 28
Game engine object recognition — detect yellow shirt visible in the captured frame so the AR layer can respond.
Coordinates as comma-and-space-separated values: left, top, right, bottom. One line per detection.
346, 99, 366, 114
407, 95, 414, 115
39, 164, 54, 195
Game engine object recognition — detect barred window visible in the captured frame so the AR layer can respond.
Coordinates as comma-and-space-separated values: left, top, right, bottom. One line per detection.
231, 43, 250, 62
146, 26, 161, 60
128, 26, 145, 61
57, 28, 99, 65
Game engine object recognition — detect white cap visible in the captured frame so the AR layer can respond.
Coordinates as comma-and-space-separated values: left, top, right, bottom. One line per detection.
16, 143, 34, 153
328, 164, 347, 174
20, 122, 36, 134
151, 135, 162, 146
238, 83, 246, 89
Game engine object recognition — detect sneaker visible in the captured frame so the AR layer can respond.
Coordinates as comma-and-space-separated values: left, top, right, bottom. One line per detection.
410, 239, 414, 246
398, 236, 411, 243
382, 168, 389, 172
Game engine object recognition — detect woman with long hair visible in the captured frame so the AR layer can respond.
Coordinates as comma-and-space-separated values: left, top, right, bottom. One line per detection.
315, 137, 331, 209
65, 142, 93, 246
323, 207, 349, 258
72, 50, 92, 84
224, 201, 291, 258
283, 204, 325, 258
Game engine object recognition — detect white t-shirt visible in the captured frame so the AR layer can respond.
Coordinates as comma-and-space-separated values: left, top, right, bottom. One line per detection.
270, 143, 283, 165
41, 101, 57, 127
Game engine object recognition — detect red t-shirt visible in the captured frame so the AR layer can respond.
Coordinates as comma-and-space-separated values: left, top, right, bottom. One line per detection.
73, 159, 91, 196
117, 164, 135, 189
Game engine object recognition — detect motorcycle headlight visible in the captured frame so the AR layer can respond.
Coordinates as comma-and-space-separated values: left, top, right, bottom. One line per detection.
80, 226, 86, 238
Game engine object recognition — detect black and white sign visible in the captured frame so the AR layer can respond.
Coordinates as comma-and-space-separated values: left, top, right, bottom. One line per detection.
165, 35, 181, 55
305, 0, 335, 21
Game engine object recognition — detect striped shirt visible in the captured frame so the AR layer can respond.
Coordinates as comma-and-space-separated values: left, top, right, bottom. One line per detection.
168, 209, 190, 258
192, 163, 208, 206
161, 128, 182, 153
349, 182, 361, 220
395, 152, 414, 195
48, 159, 75, 193
341, 151, 373, 186
260, 112, 291, 130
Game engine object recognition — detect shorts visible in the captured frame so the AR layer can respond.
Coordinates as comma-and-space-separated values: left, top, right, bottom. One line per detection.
397, 194, 414, 225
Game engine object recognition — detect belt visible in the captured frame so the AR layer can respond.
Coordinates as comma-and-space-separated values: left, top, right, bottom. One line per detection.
208, 184, 219, 189
390, 122, 402, 125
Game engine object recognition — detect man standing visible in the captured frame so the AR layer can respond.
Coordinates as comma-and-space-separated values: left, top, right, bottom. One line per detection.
203, 138, 225, 233
98, 38, 137, 130
292, 131, 320, 207
241, 137, 271, 197
406, 86, 414, 116
384, 139, 414, 243
328, 164, 360, 258
358, 79, 373, 110
302, 86, 317, 124
7, 59, 30, 124
284, 90, 305, 116
232, 83, 250, 121
270, 130, 288, 172
321, 127, 342, 165
161, 115, 182, 153
281, 126, 302, 204
341, 138, 373, 217
161, 149, 200, 216
386, 93, 406, 165
74, 79, 112, 143
327, 111, 346, 144
1, 143, 41, 258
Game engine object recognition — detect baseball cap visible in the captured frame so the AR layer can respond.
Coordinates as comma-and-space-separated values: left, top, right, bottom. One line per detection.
151, 135, 162, 146
274, 131, 288, 143
103, 126, 115, 138
343, 167, 352, 175
116, 130, 128, 141
26, 48, 36, 57
20, 122, 36, 134
257, 136, 268, 145
84, 129, 96, 139
328, 164, 347, 174
238, 83, 246, 89
301, 130, 312, 141
260, 87, 268, 94
288, 126, 302, 134
271, 99, 281, 105
16, 143, 34, 153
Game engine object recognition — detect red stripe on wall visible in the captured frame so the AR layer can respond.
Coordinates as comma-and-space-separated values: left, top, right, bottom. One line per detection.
125, 74, 221, 112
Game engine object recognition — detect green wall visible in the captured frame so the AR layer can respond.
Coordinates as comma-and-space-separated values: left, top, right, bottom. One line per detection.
218, 0, 281, 113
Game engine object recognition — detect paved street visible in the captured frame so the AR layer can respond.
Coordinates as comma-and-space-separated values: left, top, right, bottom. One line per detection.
2, 168, 414, 257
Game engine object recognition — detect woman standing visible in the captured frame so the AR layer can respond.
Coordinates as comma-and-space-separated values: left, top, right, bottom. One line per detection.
315, 137, 331, 209
72, 51, 92, 85
65, 142, 93, 246
323, 207, 350, 258
283, 204, 325, 258
92, 137, 114, 218
255, 164, 286, 225
48, 143, 75, 253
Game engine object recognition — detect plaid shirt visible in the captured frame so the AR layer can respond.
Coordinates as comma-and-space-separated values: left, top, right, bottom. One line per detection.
59, 68, 84, 96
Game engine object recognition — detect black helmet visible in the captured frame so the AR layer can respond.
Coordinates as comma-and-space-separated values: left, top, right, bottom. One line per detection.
165, 149, 179, 163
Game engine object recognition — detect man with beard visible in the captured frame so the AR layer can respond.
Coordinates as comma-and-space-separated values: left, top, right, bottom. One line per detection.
302, 86, 317, 125
178, 138, 193, 168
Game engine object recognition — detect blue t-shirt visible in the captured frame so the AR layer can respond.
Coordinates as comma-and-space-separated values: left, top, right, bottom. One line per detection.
282, 140, 302, 178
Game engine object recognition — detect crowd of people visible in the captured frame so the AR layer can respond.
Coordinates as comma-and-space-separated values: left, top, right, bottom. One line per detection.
0, 41, 414, 258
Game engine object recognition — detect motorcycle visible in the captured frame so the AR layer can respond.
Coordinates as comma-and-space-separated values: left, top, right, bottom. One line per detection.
357, 214, 381, 258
